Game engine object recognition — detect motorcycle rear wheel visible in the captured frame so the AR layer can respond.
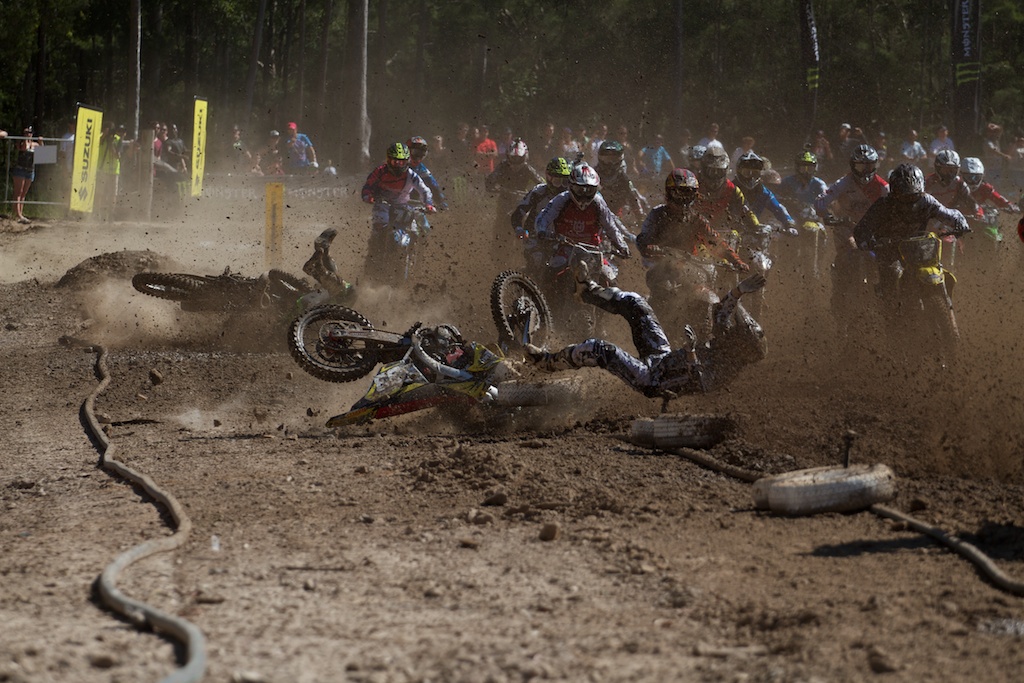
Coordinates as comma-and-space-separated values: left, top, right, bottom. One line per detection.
288, 305, 379, 382
132, 272, 207, 302
491, 270, 554, 348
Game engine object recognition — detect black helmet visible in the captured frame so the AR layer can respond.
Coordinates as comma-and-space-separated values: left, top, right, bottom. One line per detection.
849, 145, 879, 185
735, 151, 765, 191
888, 163, 925, 201
421, 324, 463, 360
597, 140, 624, 167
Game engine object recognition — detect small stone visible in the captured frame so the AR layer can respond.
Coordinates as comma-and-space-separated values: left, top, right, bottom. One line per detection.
306, 407, 320, 417
908, 498, 928, 512
459, 538, 480, 549
286, 372, 294, 380
359, 514, 375, 524
213, 419, 222, 427
482, 490, 508, 506
468, 509, 495, 525
539, 522, 560, 542
303, 579, 317, 592
867, 646, 901, 673
88, 652, 117, 669
148, 369, 163, 385
4, 322, 20, 331
136, 393, 148, 401
231, 672, 269, 683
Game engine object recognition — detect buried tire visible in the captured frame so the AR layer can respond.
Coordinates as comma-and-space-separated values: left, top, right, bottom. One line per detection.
752, 464, 896, 516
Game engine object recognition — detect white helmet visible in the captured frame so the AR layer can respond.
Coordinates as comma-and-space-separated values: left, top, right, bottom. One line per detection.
961, 156, 985, 191
568, 163, 601, 209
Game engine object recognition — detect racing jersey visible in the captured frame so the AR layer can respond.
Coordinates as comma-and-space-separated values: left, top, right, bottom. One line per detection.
778, 174, 828, 209
511, 183, 560, 233
853, 193, 969, 254
696, 180, 760, 236
815, 174, 889, 223
535, 192, 631, 256
924, 173, 980, 217
361, 166, 433, 206
409, 161, 446, 207
743, 183, 795, 228
637, 204, 745, 268
970, 182, 1016, 210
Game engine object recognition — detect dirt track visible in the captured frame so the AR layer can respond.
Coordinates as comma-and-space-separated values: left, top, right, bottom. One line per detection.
2, 191, 1024, 682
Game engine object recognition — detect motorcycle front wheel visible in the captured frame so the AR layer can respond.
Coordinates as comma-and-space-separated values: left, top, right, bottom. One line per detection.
490, 270, 554, 348
288, 305, 379, 382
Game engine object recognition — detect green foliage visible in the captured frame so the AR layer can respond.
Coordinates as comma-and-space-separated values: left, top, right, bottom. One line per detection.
2, 0, 1022, 162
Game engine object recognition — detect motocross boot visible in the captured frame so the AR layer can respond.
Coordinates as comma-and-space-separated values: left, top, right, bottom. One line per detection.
573, 261, 616, 302
525, 344, 576, 372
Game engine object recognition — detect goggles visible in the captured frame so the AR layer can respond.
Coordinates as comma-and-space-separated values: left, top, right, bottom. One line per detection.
852, 162, 876, 176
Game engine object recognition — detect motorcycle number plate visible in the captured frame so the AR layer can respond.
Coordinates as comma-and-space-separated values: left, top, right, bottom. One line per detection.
373, 363, 426, 395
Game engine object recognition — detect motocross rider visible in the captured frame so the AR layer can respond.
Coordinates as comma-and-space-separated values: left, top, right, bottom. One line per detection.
595, 140, 648, 232
407, 136, 448, 210
962, 157, 1020, 212
485, 138, 545, 195
853, 163, 970, 290
778, 151, 829, 215
361, 142, 436, 271
510, 156, 573, 272
534, 163, 632, 279
695, 149, 761, 258
735, 151, 798, 233
525, 265, 768, 398
814, 144, 890, 313
925, 150, 980, 221
685, 145, 707, 174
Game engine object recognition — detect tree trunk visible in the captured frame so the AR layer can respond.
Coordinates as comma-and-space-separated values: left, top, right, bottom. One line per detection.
245, 0, 269, 124
314, 0, 334, 137
129, 0, 141, 140
342, 0, 369, 173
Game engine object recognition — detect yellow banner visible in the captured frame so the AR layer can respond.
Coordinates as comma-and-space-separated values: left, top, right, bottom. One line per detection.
70, 104, 103, 213
265, 182, 284, 268
191, 97, 208, 197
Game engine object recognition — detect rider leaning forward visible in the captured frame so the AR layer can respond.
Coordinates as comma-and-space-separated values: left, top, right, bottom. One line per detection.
361, 142, 437, 259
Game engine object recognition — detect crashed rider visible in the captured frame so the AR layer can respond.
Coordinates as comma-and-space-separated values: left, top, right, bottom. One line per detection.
525, 265, 768, 398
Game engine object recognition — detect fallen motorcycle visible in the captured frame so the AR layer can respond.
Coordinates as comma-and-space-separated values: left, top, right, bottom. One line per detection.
132, 228, 355, 315
288, 270, 571, 425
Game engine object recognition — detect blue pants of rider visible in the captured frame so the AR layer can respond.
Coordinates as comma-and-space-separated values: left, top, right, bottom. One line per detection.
562, 288, 673, 391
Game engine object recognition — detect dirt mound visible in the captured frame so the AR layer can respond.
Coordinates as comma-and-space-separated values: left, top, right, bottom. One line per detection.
56, 250, 179, 289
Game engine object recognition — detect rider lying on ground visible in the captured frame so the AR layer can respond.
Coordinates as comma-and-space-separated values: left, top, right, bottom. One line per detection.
524, 263, 767, 398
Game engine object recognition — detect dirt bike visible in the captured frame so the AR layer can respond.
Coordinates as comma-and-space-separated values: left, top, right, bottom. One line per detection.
870, 228, 966, 355
288, 271, 569, 426
793, 205, 829, 280
540, 235, 623, 340
366, 199, 431, 287
132, 228, 355, 315
643, 245, 723, 345
968, 207, 1016, 250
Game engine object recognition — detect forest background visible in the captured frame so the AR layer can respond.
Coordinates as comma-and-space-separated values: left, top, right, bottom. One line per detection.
2, 0, 1023, 171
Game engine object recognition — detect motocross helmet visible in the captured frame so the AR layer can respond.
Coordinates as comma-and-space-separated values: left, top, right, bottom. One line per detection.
736, 151, 765, 191
796, 151, 818, 180
687, 145, 708, 170
665, 168, 699, 207
961, 157, 985, 192
546, 156, 572, 190
507, 138, 528, 165
407, 136, 429, 161
849, 145, 879, 185
421, 324, 464, 361
568, 163, 601, 210
700, 150, 730, 191
386, 142, 411, 175
934, 149, 961, 184
888, 163, 925, 202
597, 140, 625, 169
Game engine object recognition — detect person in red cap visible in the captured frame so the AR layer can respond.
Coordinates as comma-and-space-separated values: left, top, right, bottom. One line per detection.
284, 122, 318, 174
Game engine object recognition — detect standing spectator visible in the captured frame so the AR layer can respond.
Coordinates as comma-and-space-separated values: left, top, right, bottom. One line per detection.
537, 121, 557, 159
559, 127, 580, 160
589, 122, 608, 165
576, 124, 591, 156
11, 126, 42, 223
254, 130, 283, 175
638, 134, 674, 178
497, 128, 515, 157
810, 129, 835, 175
929, 124, 955, 159
982, 123, 1013, 189
899, 129, 928, 167
283, 121, 317, 174
474, 124, 498, 174
152, 121, 165, 164
730, 136, 756, 169
164, 123, 189, 175
872, 131, 890, 176
96, 122, 122, 221
697, 122, 725, 154
835, 123, 853, 159
227, 124, 251, 173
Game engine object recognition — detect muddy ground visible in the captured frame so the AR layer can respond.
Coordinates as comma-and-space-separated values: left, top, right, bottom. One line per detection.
2, 188, 1024, 683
